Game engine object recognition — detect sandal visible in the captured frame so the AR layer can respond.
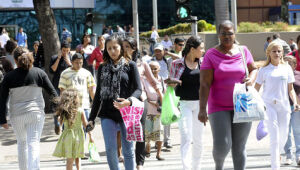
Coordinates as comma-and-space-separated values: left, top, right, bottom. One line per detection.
118, 156, 124, 162
145, 152, 151, 158
156, 155, 165, 161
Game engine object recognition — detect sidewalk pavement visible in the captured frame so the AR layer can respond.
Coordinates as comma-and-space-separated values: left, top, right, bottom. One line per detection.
1, 114, 300, 170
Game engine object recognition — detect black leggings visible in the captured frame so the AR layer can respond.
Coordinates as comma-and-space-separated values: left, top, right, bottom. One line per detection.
135, 101, 147, 166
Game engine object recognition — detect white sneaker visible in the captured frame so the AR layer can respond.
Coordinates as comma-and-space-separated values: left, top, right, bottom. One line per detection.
285, 158, 293, 165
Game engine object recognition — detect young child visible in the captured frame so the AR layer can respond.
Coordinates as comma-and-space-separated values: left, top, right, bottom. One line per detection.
53, 89, 93, 170
144, 61, 166, 160
255, 41, 300, 170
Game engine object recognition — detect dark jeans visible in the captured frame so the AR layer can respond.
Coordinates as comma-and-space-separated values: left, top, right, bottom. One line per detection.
208, 110, 252, 170
53, 88, 60, 127
135, 101, 147, 166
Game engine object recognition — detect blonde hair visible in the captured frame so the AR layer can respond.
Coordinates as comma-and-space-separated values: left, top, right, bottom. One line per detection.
262, 41, 285, 67
56, 89, 80, 127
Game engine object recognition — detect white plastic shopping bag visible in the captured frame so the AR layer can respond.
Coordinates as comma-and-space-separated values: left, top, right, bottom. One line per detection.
233, 83, 267, 123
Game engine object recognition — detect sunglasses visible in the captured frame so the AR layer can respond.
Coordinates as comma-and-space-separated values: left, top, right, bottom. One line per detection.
220, 32, 234, 36
177, 44, 184, 46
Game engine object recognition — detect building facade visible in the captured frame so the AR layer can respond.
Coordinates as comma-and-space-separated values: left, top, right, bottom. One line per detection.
0, 0, 214, 49
237, 0, 300, 23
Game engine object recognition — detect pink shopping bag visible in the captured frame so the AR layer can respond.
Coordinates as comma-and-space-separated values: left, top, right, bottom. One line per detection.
120, 98, 144, 142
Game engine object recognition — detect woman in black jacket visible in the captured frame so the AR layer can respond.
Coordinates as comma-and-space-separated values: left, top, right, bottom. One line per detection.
88, 35, 142, 170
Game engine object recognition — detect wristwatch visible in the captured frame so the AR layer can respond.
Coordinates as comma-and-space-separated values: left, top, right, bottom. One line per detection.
128, 97, 133, 106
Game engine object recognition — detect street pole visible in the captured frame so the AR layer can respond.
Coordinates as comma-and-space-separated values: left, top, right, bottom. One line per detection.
132, 0, 139, 49
152, 0, 158, 29
191, 16, 198, 36
231, 0, 237, 32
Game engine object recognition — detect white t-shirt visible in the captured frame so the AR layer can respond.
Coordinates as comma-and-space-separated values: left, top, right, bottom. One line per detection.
156, 58, 169, 80
256, 63, 295, 112
161, 40, 173, 50
0, 34, 10, 48
151, 31, 159, 41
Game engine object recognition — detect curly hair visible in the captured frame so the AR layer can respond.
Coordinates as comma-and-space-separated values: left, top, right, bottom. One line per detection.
56, 89, 80, 127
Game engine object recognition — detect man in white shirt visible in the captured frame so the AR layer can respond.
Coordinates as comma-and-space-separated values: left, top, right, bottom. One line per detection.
150, 26, 160, 55
161, 35, 173, 51
151, 43, 169, 80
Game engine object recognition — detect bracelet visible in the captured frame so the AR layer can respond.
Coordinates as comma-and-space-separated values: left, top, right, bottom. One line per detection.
128, 97, 133, 106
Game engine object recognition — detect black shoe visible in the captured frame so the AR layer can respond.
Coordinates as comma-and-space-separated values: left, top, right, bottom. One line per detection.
163, 143, 172, 149
54, 125, 60, 135
156, 155, 165, 161
118, 156, 124, 162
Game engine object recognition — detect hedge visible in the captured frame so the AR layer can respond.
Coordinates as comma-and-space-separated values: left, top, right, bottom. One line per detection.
140, 20, 215, 37
238, 22, 265, 33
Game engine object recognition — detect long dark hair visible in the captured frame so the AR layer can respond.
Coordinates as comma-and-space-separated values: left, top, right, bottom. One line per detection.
123, 37, 140, 62
182, 36, 204, 57
102, 35, 129, 64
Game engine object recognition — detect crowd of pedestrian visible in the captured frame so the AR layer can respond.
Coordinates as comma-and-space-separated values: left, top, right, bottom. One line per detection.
1, 19, 300, 170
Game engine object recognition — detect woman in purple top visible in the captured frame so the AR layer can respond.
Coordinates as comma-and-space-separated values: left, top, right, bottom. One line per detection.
198, 20, 258, 170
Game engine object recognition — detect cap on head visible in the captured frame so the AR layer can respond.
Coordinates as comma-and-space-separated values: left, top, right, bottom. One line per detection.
154, 43, 164, 51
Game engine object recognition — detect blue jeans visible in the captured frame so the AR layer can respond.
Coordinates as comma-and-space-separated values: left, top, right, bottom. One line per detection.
101, 118, 135, 170
149, 41, 156, 56
284, 110, 300, 159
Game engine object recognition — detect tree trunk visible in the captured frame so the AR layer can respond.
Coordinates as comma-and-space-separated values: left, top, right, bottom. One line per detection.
214, 0, 230, 34
33, 0, 60, 112
281, 0, 289, 23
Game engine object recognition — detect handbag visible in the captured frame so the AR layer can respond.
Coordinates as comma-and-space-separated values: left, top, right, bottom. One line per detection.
232, 46, 266, 123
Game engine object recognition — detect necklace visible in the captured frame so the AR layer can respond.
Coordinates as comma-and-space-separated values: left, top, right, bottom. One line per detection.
219, 44, 232, 54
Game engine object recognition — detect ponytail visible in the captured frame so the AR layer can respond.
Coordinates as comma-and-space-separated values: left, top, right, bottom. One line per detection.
13, 47, 34, 70
182, 36, 203, 57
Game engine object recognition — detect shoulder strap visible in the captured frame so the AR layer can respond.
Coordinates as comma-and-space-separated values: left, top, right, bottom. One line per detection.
160, 76, 165, 93
163, 57, 169, 70
239, 46, 249, 78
